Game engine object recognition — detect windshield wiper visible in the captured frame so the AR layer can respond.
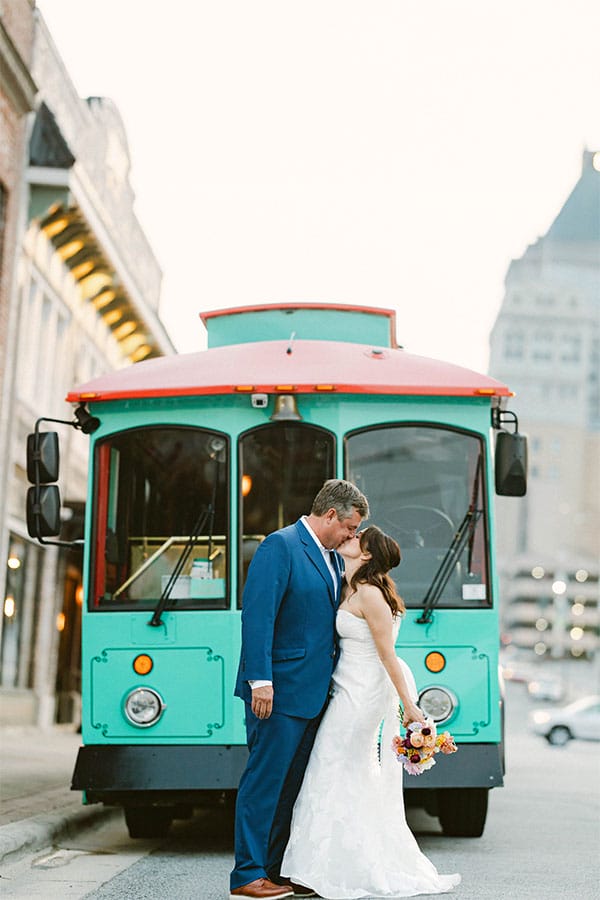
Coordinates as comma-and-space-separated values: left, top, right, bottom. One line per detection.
149, 504, 213, 627
415, 454, 483, 625
415, 507, 482, 624
149, 438, 223, 627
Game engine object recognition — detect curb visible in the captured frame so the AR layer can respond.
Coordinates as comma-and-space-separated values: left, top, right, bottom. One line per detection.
0, 801, 120, 868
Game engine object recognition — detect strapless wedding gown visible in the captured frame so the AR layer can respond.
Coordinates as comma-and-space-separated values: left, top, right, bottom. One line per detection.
280, 608, 461, 898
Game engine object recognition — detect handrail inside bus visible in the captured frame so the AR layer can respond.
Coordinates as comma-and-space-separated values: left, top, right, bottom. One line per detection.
113, 536, 226, 598
112, 535, 264, 598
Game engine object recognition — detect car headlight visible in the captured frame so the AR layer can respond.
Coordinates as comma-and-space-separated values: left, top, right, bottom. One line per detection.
124, 688, 165, 727
418, 686, 457, 724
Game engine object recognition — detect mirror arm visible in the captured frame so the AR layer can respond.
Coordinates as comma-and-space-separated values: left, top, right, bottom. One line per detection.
491, 407, 519, 433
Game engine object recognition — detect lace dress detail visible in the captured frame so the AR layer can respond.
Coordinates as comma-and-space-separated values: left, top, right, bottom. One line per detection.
281, 609, 460, 898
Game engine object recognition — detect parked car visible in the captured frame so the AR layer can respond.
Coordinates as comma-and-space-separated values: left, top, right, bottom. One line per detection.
530, 695, 600, 745
500, 660, 536, 684
527, 677, 565, 702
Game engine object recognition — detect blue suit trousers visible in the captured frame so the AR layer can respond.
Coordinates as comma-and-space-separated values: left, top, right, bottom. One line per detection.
230, 704, 322, 890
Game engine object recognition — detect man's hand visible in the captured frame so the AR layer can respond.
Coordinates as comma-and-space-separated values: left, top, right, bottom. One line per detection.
251, 684, 274, 719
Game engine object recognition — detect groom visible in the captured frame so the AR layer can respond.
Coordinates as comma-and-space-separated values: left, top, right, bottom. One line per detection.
230, 479, 369, 900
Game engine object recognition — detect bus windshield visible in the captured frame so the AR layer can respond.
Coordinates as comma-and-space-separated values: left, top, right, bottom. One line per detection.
91, 426, 229, 610
345, 424, 490, 609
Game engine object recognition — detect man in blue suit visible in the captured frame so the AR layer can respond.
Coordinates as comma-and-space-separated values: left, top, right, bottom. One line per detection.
230, 479, 369, 900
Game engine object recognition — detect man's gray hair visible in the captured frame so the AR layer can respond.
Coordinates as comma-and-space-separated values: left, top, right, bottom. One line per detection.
311, 479, 369, 520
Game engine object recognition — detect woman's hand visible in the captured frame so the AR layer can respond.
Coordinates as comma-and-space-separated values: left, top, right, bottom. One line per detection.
402, 702, 426, 727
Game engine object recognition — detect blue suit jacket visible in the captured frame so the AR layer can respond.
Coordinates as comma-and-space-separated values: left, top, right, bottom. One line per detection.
234, 518, 341, 719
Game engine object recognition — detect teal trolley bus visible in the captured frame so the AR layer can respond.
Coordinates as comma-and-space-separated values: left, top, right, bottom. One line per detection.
26, 303, 526, 839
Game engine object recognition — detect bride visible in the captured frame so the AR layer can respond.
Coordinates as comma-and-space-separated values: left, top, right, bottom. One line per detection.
280, 525, 461, 898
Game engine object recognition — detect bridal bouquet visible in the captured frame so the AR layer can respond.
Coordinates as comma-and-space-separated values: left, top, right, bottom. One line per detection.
392, 719, 457, 775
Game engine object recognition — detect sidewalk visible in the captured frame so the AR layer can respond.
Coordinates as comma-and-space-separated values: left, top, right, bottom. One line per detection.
0, 726, 116, 867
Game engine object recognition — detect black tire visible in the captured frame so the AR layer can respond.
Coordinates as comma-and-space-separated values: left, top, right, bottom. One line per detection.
437, 788, 489, 837
124, 806, 173, 838
547, 726, 571, 746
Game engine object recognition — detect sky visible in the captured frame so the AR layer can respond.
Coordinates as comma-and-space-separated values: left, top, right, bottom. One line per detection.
37, 1, 600, 373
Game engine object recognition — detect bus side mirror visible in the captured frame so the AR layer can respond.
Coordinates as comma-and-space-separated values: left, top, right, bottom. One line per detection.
26, 429, 62, 538
495, 432, 527, 496
26, 485, 62, 537
26, 416, 87, 549
27, 431, 59, 483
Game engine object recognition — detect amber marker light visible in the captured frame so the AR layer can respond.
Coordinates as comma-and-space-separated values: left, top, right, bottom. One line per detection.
314, 384, 335, 391
133, 654, 153, 675
425, 651, 446, 673
474, 388, 496, 395
235, 385, 255, 392
275, 385, 295, 391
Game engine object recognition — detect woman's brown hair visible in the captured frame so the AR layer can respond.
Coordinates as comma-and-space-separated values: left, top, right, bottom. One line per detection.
348, 525, 405, 616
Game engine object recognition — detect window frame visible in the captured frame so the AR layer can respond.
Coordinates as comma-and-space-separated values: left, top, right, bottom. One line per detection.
237, 421, 337, 608
344, 421, 493, 610
89, 424, 231, 612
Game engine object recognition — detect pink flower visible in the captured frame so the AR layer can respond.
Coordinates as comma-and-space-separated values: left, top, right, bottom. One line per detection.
440, 735, 457, 754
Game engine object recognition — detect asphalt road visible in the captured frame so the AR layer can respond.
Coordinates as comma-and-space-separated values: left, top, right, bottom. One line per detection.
1, 682, 599, 899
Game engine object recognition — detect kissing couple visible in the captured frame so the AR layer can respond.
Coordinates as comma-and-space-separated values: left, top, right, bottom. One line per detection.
230, 479, 460, 899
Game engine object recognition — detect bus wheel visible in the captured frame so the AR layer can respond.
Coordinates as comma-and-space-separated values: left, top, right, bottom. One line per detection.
437, 788, 488, 837
124, 806, 173, 838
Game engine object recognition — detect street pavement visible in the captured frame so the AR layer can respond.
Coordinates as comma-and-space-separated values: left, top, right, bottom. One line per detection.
0, 725, 117, 868
0, 659, 598, 887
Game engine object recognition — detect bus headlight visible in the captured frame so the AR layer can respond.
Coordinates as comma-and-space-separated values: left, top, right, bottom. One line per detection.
124, 688, 165, 727
418, 686, 457, 724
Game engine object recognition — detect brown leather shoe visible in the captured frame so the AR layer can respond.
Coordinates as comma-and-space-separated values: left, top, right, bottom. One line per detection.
276, 881, 318, 898
230, 878, 294, 899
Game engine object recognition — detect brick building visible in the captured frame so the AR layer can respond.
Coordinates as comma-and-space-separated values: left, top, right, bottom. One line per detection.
0, 6, 175, 725
0, 0, 36, 498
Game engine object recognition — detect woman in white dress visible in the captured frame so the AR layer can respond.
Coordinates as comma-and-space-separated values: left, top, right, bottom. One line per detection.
281, 526, 461, 899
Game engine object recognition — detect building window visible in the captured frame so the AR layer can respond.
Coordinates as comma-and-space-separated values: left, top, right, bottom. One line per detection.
561, 335, 581, 364
532, 330, 554, 362
17, 279, 72, 412
1, 536, 40, 689
558, 384, 578, 400
504, 331, 525, 360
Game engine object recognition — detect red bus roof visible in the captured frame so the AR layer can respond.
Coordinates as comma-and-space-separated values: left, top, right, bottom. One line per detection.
68, 339, 511, 403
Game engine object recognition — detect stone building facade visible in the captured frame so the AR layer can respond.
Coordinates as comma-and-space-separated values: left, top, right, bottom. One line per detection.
489, 150, 600, 661
0, 6, 175, 725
